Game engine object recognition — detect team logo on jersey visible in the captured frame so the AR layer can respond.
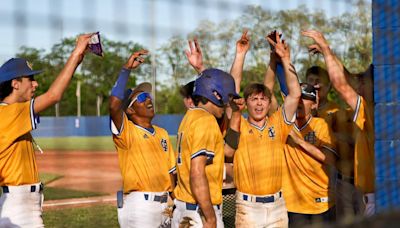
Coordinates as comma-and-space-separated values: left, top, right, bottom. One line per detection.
304, 131, 316, 144
161, 139, 168, 152
268, 127, 275, 138
249, 129, 253, 134
143, 134, 149, 139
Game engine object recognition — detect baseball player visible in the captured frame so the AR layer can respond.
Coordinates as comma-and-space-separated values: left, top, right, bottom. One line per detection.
305, 65, 360, 218
225, 31, 301, 228
109, 50, 176, 227
172, 68, 240, 228
282, 83, 337, 226
0, 33, 92, 227
302, 30, 375, 216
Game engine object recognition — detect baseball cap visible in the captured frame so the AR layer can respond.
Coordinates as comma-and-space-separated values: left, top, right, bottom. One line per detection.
0, 58, 43, 84
122, 82, 152, 109
300, 82, 317, 102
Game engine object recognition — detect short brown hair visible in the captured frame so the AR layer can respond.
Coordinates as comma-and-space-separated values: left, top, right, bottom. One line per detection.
243, 83, 272, 101
306, 66, 329, 83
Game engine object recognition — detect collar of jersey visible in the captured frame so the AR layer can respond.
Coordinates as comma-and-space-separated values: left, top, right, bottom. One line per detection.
134, 124, 155, 135
247, 118, 267, 131
189, 107, 211, 114
294, 116, 312, 132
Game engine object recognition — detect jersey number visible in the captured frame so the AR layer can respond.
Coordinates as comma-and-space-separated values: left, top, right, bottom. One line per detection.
177, 132, 183, 165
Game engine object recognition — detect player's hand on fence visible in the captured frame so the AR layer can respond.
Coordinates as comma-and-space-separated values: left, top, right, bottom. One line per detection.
266, 31, 290, 62
301, 30, 330, 54
236, 29, 250, 55
229, 96, 245, 112
185, 38, 205, 73
124, 49, 149, 70
72, 33, 94, 62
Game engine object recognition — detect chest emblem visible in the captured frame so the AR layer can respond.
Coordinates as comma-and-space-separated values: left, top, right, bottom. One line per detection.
304, 131, 317, 144
268, 127, 275, 139
143, 134, 149, 139
161, 139, 168, 152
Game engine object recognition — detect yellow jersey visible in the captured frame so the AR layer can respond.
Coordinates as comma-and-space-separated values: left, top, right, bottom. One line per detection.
0, 100, 39, 186
174, 108, 224, 205
317, 101, 355, 177
111, 113, 176, 193
353, 95, 374, 193
283, 117, 336, 214
234, 107, 294, 195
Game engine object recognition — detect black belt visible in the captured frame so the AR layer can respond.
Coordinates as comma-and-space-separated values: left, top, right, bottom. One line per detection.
2, 183, 44, 193
185, 202, 220, 211
144, 193, 168, 203
337, 173, 354, 184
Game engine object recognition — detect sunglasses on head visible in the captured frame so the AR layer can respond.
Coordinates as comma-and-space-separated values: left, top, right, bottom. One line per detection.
128, 92, 152, 108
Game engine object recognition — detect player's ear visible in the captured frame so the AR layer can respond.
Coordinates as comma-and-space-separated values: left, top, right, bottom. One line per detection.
126, 106, 136, 115
11, 79, 20, 90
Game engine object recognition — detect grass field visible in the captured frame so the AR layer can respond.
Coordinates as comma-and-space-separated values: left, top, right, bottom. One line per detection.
39, 172, 106, 201
35, 136, 177, 151
43, 205, 118, 228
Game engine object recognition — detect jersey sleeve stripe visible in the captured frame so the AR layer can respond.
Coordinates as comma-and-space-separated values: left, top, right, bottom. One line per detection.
110, 115, 124, 136
352, 95, 361, 123
191, 149, 215, 160
282, 106, 295, 125
169, 166, 176, 174
30, 99, 37, 130
322, 145, 338, 157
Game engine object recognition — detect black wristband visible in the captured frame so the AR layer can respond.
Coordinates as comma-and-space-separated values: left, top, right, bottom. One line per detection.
225, 127, 240, 150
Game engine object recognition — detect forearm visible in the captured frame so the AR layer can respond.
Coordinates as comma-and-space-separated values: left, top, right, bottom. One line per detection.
190, 171, 216, 223
281, 59, 301, 99
292, 136, 334, 166
230, 53, 246, 93
224, 111, 241, 160
264, 62, 278, 111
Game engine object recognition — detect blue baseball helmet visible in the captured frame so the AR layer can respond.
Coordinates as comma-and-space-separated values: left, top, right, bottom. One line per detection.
0, 58, 43, 84
193, 68, 240, 107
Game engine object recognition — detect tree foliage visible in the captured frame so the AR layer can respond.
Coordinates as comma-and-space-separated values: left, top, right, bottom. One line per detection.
14, 1, 371, 115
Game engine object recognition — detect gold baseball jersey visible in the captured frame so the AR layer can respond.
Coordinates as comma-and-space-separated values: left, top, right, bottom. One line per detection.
353, 96, 374, 193
174, 108, 224, 205
0, 100, 39, 186
317, 102, 355, 177
111, 113, 176, 193
234, 107, 294, 195
282, 117, 336, 214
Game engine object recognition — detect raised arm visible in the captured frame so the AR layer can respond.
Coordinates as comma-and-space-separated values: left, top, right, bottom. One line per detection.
34, 33, 92, 113
185, 38, 206, 74
263, 33, 280, 112
266, 33, 301, 121
302, 30, 358, 110
109, 50, 148, 131
224, 97, 245, 162
230, 30, 250, 94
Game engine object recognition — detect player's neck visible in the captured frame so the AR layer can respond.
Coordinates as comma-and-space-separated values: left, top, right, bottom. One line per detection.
130, 116, 153, 129
295, 114, 312, 129
2, 93, 24, 105
247, 116, 267, 128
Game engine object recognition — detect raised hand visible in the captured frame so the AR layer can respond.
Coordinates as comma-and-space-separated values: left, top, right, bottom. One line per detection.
124, 49, 149, 70
301, 30, 330, 54
229, 96, 245, 112
185, 38, 205, 73
236, 29, 250, 55
72, 33, 94, 62
266, 31, 290, 61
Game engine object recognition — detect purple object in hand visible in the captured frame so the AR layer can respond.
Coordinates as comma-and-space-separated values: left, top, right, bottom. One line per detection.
88, 32, 104, 57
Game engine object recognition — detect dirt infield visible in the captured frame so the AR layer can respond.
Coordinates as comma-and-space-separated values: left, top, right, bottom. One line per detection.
37, 151, 121, 194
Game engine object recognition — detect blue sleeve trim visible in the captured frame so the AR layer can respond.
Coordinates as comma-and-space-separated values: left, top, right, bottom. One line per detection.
352, 95, 361, 123
282, 106, 295, 125
191, 149, 215, 160
30, 99, 37, 130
